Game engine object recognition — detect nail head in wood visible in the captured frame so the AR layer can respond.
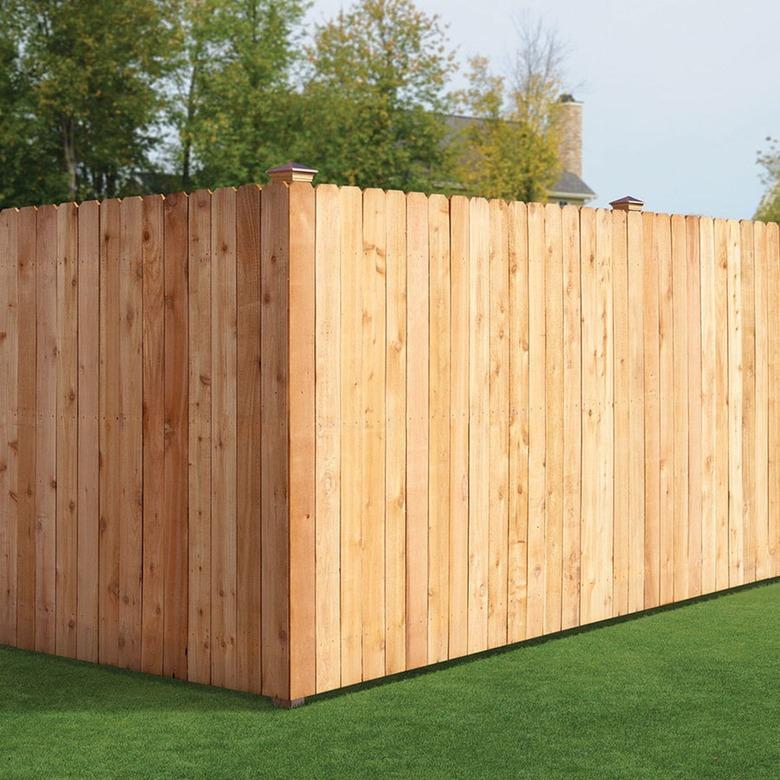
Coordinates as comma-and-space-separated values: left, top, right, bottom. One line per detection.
266, 162, 318, 184
610, 195, 644, 212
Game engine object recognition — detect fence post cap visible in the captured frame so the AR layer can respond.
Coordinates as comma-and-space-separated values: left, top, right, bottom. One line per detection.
610, 195, 644, 212
266, 162, 318, 183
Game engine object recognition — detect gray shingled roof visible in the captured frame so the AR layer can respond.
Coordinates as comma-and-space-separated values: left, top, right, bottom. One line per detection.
550, 170, 595, 199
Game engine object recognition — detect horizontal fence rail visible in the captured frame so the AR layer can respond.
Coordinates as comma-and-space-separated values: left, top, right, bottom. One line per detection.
0, 182, 778, 703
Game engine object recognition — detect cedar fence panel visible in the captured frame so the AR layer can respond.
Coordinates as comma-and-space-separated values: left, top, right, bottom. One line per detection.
0, 182, 778, 704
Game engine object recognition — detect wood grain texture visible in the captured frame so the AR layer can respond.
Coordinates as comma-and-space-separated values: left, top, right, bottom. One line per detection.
260, 182, 290, 700
543, 203, 562, 635
714, 220, 731, 590
642, 213, 661, 609
612, 210, 630, 616
385, 190, 407, 673
77, 202, 100, 662
141, 195, 165, 675
339, 186, 363, 686
55, 202, 79, 659
406, 192, 429, 668
210, 187, 238, 690
35, 205, 57, 655
468, 197, 490, 652
686, 217, 703, 598
16, 207, 36, 652
525, 202, 546, 639
767, 223, 780, 578
507, 202, 529, 643
753, 220, 770, 581
657, 214, 674, 605
428, 193, 450, 662
118, 197, 144, 671
581, 209, 614, 624
561, 205, 581, 629
449, 196, 469, 657
98, 199, 121, 666
162, 192, 189, 681
727, 220, 744, 587
187, 190, 212, 685
0, 209, 18, 647
699, 217, 717, 595
488, 199, 509, 647
740, 221, 756, 585
236, 184, 262, 694
288, 182, 316, 698
361, 188, 386, 680
315, 185, 342, 690
671, 215, 689, 602
627, 211, 645, 613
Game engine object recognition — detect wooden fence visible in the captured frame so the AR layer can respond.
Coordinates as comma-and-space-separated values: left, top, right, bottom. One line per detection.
0, 185, 294, 700
1, 178, 779, 704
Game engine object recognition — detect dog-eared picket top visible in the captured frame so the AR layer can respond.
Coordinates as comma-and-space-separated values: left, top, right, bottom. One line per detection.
0, 162, 778, 707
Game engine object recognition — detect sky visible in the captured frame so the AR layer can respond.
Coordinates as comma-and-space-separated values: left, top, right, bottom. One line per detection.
307, 0, 780, 219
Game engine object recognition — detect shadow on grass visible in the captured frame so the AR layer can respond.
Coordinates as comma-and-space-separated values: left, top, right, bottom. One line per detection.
1, 576, 777, 715
0, 647, 275, 716
310, 575, 780, 705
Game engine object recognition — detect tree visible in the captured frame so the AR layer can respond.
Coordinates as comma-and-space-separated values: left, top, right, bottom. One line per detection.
301, 0, 457, 191
755, 137, 780, 223
0, 2, 67, 207
170, 0, 307, 191
455, 16, 565, 202
0, 0, 180, 205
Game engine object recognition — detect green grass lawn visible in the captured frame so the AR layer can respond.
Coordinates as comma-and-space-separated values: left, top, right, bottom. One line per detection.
1, 581, 779, 779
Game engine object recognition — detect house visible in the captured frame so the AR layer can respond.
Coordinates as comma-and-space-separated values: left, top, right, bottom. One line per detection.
444, 93, 596, 206
550, 94, 595, 206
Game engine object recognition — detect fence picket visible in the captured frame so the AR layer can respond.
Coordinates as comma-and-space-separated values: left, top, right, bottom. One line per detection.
141, 195, 165, 675
162, 192, 189, 681
406, 192, 429, 668
77, 202, 100, 662
428, 193, 450, 661
526, 202, 546, 638
449, 196, 469, 656
385, 190, 407, 673
507, 202, 529, 643
55, 203, 79, 659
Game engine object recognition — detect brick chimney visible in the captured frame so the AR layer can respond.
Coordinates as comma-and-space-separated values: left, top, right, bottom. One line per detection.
557, 94, 583, 179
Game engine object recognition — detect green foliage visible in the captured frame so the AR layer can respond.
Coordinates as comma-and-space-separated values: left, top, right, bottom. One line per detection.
0, 0, 181, 206
0, 10, 54, 207
300, 0, 457, 192
455, 43, 563, 203
0, 0, 568, 207
755, 137, 780, 223
171, 0, 308, 190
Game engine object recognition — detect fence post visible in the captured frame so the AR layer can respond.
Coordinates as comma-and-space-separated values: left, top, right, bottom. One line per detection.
261, 163, 317, 708
610, 195, 644, 212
